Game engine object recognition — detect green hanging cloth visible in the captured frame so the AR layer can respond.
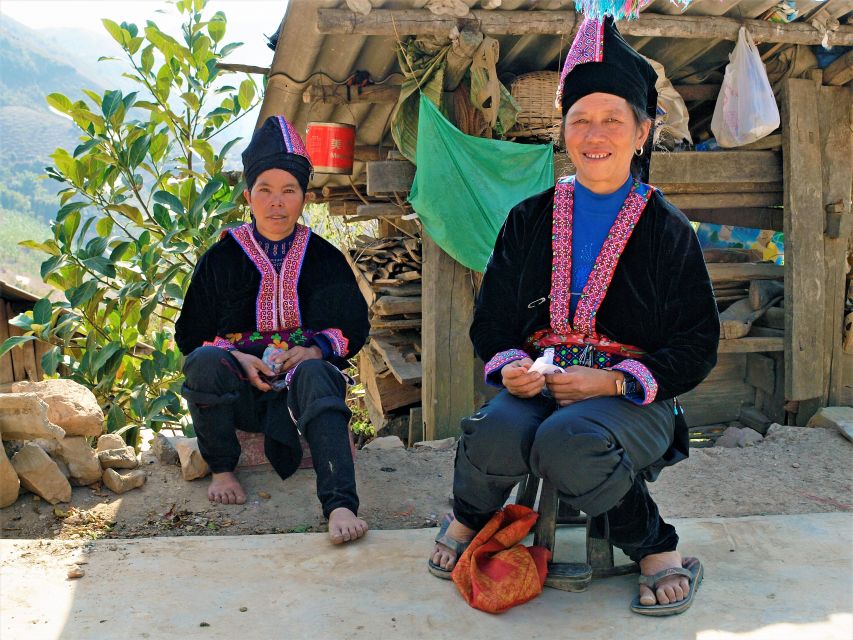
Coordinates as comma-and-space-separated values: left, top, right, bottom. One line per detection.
408, 94, 553, 272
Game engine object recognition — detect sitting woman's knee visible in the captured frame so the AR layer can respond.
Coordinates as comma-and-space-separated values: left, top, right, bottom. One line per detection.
530, 420, 620, 492
460, 406, 535, 474
183, 346, 240, 380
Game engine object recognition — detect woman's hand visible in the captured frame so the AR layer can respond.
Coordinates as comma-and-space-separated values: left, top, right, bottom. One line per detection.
502, 358, 545, 398
271, 345, 323, 372
545, 367, 621, 406
231, 351, 275, 392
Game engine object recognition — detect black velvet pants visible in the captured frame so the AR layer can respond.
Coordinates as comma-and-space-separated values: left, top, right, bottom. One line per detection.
453, 390, 679, 562
181, 346, 358, 518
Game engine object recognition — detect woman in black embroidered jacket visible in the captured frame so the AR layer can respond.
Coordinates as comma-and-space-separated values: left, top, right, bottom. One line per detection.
428, 17, 719, 615
176, 115, 369, 545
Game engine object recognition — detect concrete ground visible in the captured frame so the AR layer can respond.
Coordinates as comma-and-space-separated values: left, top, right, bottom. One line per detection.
1, 512, 850, 640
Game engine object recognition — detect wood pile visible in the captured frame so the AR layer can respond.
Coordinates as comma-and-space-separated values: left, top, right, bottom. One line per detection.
346, 235, 423, 434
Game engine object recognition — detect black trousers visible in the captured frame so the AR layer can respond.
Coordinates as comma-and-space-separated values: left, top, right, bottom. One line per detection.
181, 346, 358, 518
453, 390, 679, 562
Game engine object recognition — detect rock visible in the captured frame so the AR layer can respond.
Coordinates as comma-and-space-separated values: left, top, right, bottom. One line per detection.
102, 468, 146, 494
0, 380, 104, 437
10, 443, 72, 504
150, 433, 179, 465
96, 433, 125, 452
174, 437, 210, 481
0, 393, 65, 441
53, 457, 71, 478
715, 426, 742, 448
57, 437, 102, 485
0, 431, 20, 507
67, 566, 85, 579
362, 435, 405, 450
413, 437, 456, 451
738, 428, 764, 447
807, 406, 853, 443
97, 446, 139, 470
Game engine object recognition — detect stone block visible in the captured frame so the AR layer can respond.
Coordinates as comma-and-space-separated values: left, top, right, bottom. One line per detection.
58, 437, 102, 485
174, 437, 210, 481
96, 433, 125, 452
97, 447, 139, 470
102, 468, 146, 494
1, 380, 104, 437
0, 434, 20, 508
413, 437, 456, 451
0, 393, 65, 441
11, 443, 71, 504
807, 407, 853, 442
362, 435, 405, 450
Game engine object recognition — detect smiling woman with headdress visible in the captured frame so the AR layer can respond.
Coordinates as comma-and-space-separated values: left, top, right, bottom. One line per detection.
428, 17, 719, 616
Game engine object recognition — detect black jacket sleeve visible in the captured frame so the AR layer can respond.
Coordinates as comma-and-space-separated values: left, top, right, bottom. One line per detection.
174, 252, 218, 356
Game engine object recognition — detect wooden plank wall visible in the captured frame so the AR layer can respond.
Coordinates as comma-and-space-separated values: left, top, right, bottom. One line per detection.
2, 298, 43, 383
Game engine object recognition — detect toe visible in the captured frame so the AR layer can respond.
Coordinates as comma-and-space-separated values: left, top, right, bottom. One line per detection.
656, 587, 671, 605
639, 585, 656, 606
672, 582, 686, 602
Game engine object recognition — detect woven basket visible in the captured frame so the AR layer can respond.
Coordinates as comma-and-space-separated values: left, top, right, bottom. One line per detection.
509, 71, 562, 140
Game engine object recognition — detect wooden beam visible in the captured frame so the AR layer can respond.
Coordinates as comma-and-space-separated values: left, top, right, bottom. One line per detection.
366, 160, 416, 195
824, 50, 853, 86
316, 9, 853, 45
370, 335, 422, 386
356, 203, 409, 218
781, 78, 825, 401
707, 263, 784, 283
216, 63, 269, 75
667, 192, 782, 210
655, 181, 782, 195
421, 236, 476, 440
303, 83, 401, 105
673, 84, 719, 102
717, 337, 784, 353
650, 151, 781, 185
687, 208, 783, 232
818, 86, 853, 406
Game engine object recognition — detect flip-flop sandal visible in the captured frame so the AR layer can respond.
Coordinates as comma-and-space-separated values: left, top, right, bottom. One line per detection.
630, 557, 704, 617
427, 514, 472, 580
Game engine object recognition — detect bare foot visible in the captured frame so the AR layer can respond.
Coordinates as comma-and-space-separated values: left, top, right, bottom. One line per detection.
431, 517, 475, 571
638, 550, 690, 606
328, 507, 368, 544
207, 472, 246, 505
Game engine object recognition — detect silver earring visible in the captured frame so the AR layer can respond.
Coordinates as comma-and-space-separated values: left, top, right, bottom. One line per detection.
634, 147, 644, 157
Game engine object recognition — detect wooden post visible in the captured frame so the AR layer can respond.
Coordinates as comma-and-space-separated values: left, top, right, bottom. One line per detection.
818, 86, 853, 406
421, 236, 476, 439
781, 79, 826, 402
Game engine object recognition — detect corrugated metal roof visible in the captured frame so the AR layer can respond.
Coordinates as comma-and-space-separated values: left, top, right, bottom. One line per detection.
260, 0, 850, 188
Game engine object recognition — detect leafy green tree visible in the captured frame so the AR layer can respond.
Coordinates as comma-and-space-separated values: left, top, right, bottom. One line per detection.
0, 0, 261, 442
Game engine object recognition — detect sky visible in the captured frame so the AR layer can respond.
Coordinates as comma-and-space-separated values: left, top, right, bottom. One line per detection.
1, 0, 289, 157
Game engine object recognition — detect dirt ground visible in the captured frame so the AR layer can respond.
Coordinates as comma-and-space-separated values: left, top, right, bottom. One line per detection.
1, 424, 850, 541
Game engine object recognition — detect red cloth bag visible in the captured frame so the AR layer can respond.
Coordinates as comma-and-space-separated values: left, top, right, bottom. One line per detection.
451, 504, 551, 613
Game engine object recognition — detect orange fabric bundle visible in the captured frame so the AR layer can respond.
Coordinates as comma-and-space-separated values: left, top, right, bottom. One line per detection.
451, 504, 551, 613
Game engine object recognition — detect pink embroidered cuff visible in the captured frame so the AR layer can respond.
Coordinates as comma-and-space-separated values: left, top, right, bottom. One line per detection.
484, 349, 530, 387
318, 328, 349, 358
202, 336, 237, 351
612, 359, 658, 406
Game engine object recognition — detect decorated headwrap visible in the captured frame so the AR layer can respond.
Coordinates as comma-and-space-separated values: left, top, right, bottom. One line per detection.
242, 115, 313, 193
573, 0, 691, 22
556, 16, 658, 120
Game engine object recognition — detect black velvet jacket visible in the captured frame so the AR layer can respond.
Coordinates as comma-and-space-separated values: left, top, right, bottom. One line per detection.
175, 230, 369, 369
472, 185, 720, 402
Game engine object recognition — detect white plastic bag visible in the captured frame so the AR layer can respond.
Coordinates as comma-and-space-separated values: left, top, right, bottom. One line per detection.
711, 27, 780, 148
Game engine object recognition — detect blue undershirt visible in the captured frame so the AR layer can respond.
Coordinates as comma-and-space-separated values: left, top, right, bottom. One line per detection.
251, 223, 333, 360
569, 176, 633, 319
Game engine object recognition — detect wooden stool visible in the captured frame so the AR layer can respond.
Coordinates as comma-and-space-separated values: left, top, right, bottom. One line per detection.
516, 474, 638, 592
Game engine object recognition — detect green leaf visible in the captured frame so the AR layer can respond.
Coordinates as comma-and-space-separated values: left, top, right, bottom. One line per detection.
73, 138, 100, 158
107, 404, 126, 433
127, 134, 150, 168
41, 254, 67, 280
67, 280, 99, 308
32, 298, 53, 325
82, 256, 117, 278
140, 44, 155, 74
190, 177, 223, 217
56, 201, 87, 222
153, 190, 185, 215
0, 336, 36, 359
102, 18, 126, 46
92, 342, 124, 373
208, 12, 226, 43
8, 312, 32, 331
101, 90, 122, 119
237, 79, 255, 111
96, 217, 114, 238
41, 347, 62, 376
19, 240, 60, 256
219, 42, 242, 57
46, 93, 73, 114
109, 241, 133, 263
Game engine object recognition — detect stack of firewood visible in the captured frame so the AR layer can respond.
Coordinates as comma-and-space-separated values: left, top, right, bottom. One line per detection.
346, 235, 424, 433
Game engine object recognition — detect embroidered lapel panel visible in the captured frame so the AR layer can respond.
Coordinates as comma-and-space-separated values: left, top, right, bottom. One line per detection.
550, 177, 654, 337
278, 224, 310, 329
228, 223, 311, 332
